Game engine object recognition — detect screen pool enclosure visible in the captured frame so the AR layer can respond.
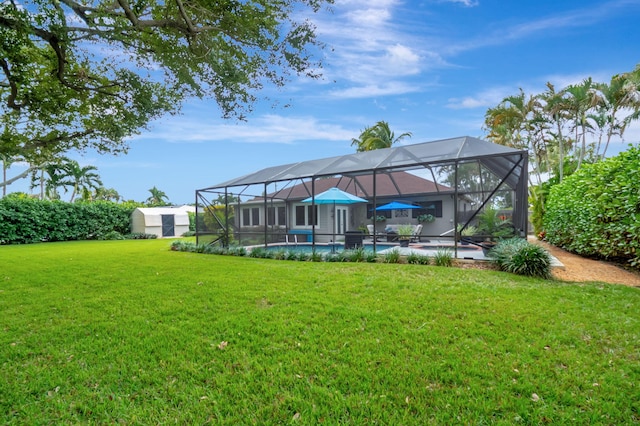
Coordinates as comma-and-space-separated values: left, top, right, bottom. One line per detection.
195, 136, 528, 256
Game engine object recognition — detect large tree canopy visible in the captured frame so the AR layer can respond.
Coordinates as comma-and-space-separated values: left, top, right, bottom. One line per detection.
0, 0, 331, 164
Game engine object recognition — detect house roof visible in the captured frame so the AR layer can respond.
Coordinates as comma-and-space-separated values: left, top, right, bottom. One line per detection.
259, 171, 451, 201
201, 136, 526, 190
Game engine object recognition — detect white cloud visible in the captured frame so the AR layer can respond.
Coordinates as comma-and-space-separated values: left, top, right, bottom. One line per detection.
442, 0, 479, 6
329, 82, 421, 99
312, 0, 433, 98
345, 7, 391, 26
444, 0, 639, 55
133, 114, 356, 144
446, 68, 621, 110
446, 86, 515, 109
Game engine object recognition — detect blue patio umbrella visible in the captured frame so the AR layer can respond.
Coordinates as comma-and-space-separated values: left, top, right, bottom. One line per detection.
303, 187, 367, 246
303, 187, 368, 205
373, 201, 421, 211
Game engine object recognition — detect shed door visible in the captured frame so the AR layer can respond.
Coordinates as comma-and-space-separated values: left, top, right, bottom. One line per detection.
161, 215, 175, 237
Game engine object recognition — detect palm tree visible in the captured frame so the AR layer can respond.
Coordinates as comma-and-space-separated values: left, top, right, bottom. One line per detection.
146, 186, 170, 206
30, 160, 69, 200
562, 78, 602, 170
541, 82, 571, 182
595, 68, 640, 158
92, 187, 122, 202
1, 153, 14, 198
61, 161, 103, 202
351, 121, 412, 152
484, 89, 549, 186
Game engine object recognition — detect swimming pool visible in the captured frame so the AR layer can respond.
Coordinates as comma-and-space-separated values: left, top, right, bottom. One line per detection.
255, 242, 480, 254
260, 243, 397, 254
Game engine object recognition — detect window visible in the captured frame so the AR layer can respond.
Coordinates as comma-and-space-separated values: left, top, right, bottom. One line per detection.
413, 200, 443, 218
367, 204, 392, 220
277, 207, 286, 226
242, 207, 261, 226
267, 207, 275, 225
267, 206, 287, 226
295, 204, 317, 227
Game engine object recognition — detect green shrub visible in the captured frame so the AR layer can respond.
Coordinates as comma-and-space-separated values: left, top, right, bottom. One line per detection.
126, 232, 157, 239
272, 249, 288, 260
489, 239, 552, 279
324, 252, 342, 262
544, 145, 640, 269
309, 251, 323, 262
101, 231, 125, 240
344, 247, 366, 262
488, 238, 528, 267
432, 249, 453, 267
229, 246, 247, 257
383, 249, 401, 264
249, 247, 267, 258
364, 251, 378, 263
170, 240, 192, 251
407, 252, 430, 265
285, 250, 298, 261
0, 198, 134, 244
295, 252, 311, 261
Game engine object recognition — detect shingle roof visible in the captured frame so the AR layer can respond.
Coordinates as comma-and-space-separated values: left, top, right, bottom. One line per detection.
262, 171, 451, 201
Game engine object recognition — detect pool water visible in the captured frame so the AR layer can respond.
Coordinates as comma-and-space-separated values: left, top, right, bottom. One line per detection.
258, 243, 479, 254
262, 243, 396, 253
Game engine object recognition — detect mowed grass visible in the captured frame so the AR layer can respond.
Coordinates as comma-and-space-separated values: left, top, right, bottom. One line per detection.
1, 240, 639, 424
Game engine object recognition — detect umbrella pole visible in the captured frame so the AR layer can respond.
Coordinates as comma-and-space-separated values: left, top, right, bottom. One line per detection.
332, 201, 336, 252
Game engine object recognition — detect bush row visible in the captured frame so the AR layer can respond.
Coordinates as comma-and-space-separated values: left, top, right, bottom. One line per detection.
543, 146, 640, 269
0, 197, 137, 244
171, 241, 463, 268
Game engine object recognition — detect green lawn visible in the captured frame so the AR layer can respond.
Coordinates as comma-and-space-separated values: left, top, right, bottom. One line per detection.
1, 239, 639, 424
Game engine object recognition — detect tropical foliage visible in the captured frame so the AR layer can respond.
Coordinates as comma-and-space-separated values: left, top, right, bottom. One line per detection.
351, 120, 412, 152
26, 157, 103, 202
484, 64, 640, 235
145, 186, 170, 206
484, 65, 640, 187
544, 145, 640, 269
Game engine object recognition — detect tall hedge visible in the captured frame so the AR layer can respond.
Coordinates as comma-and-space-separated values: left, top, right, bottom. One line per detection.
544, 146, 640, 269
0, 197, 136, 244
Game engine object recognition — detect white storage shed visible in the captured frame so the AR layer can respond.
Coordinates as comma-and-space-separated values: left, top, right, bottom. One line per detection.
130, 206, 194, 238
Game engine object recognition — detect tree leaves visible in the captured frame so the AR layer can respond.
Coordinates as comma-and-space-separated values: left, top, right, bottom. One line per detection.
544, 145, 640, 268
1, 0, 332, 163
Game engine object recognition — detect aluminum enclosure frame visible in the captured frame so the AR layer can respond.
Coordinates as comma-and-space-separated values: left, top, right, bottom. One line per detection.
195, 136, 528, 255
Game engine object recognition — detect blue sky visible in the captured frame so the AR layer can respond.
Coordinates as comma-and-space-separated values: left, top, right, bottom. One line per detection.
7, 0, 640, 204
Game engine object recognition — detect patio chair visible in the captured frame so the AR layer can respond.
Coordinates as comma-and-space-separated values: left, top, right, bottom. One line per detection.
367, 224, 384, 241
410, 224, 423, 242
285, 234, 298, 245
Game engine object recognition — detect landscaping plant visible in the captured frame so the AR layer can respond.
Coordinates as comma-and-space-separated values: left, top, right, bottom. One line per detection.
432, 248, 454, 267
489, 238, 552, 279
